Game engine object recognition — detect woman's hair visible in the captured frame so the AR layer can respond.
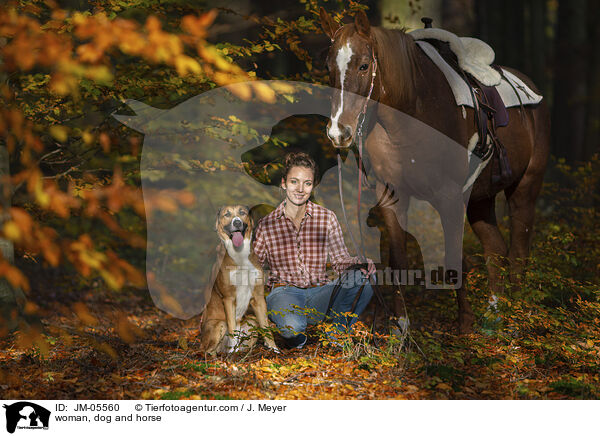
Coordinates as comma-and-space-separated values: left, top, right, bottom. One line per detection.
282, 151, 318, 183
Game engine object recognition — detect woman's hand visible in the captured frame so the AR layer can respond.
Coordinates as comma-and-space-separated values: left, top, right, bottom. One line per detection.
360, 258, 376, 277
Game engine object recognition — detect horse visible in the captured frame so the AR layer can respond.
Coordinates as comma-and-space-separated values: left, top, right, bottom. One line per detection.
319, 8, 550, 333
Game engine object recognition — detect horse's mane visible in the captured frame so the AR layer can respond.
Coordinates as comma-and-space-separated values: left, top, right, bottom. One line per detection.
371, 27, 420, 107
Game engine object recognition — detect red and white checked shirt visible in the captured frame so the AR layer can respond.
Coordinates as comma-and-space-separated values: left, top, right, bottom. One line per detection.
253, 200, 360, 288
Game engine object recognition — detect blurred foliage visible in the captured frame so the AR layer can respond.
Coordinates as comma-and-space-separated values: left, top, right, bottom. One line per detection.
0, 0, 364, 308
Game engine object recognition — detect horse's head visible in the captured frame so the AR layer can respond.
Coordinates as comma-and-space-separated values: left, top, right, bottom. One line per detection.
320, 8, 379, 149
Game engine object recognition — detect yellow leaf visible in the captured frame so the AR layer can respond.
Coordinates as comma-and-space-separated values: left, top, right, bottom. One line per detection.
49, 125, 68, 142
174, 55, 202, 76
72, 302, 98, 326
252, 82, 276, 103
270, 81, 295, 94
79, 251, 103, 269
49, 73, 77, 96
86, 66, 113, 85
436, 383, 452, 391
227, 82, 252, 101
100, 269, 122, 290
199, 45, 232, 71
82, 131, 95, 145
34, 179, 50, 207
587, 339, 594, 348
3, 221, 20, 241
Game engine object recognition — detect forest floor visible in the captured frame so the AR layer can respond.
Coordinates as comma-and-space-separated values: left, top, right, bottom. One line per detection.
2, 267, 599, 400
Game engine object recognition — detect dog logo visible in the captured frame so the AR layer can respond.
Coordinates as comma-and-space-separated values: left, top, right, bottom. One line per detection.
3, 402, 50, 433
112, 81, 476, 319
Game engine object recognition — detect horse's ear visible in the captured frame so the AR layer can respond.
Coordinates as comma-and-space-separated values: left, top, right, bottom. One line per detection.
319, 7, 340, 41
354, 10, 370, 37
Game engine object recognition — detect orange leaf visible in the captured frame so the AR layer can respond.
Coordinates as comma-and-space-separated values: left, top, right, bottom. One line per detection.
99, 132, 111, 153
0, 260, 30, 292
72, 302, 99, 326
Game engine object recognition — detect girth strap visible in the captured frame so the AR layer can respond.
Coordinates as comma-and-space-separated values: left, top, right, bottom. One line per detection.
470, 75, 513, 187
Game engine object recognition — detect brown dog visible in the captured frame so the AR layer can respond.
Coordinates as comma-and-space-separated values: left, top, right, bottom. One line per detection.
200, 205, 278, 354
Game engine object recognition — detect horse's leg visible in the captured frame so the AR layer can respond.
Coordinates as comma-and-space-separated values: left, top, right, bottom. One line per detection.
504, 103, 550, 291
504, 183, 535, 291
467, 196, 508, 296
376, 181, 409, 318
504, 157, 547, 289
436, 195, 475, 334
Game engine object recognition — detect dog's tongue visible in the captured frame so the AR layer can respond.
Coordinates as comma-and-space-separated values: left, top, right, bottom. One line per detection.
231, 231, 244, 247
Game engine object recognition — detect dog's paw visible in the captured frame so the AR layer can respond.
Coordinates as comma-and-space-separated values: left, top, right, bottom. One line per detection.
199, 346, 218, 356
265, 341, 280, 354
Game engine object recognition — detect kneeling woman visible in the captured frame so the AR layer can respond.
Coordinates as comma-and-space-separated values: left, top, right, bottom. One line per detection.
253, 152, 375, 348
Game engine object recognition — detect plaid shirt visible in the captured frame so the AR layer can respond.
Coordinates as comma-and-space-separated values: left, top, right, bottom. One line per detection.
253, 200, 360, 288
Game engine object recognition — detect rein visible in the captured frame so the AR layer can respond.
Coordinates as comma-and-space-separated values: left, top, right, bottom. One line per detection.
355, 49, 377, 259
336, 45, 378, 262
330, 36, 402, 340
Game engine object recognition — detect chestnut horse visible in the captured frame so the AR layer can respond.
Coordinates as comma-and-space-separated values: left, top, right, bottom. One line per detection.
319, 9, 550, 333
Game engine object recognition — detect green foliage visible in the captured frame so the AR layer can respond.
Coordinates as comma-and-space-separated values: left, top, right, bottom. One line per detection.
424, 364, 465, 391
549, 376, 599, 399
182, 362, 220, 374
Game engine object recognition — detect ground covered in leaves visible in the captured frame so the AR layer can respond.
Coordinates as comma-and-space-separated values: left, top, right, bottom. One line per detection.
1, 160, 599, 400
1, 273, 599, 400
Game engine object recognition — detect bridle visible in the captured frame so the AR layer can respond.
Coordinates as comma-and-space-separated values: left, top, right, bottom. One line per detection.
329, 33, 399, 338
333, 36, 378, 262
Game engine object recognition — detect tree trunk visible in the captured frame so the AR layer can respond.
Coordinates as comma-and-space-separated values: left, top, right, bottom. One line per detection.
441, 0, 475, 35
0, 142, 26, 337
529, 0, 547, 92
552, 0, 588, 163
584, 0, 600, 160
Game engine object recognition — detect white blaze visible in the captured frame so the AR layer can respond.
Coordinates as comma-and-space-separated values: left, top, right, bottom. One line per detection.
328, 42, 353, 141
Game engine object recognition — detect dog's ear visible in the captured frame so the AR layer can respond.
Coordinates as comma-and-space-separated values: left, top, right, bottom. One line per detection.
215, 207, 222, 231
242, 206, 253, 227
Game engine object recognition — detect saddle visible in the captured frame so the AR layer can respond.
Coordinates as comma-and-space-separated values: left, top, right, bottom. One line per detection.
413, 22, 513, 189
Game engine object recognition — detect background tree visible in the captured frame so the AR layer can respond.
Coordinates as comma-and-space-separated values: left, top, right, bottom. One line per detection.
0, 0, 274, 339
551, 0, 588, 163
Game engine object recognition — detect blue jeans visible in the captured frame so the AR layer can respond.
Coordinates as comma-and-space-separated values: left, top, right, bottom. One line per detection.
266, 272, 373, 348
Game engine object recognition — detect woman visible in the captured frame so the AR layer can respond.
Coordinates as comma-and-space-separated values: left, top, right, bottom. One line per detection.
253, 152, 375, 349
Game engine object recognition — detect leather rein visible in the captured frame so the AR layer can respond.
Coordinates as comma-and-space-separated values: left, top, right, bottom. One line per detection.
329, 38, 398, 333
335, 44, 377, 262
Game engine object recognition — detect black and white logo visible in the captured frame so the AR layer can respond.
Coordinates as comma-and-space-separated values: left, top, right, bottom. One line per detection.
3, 402, 50, 433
